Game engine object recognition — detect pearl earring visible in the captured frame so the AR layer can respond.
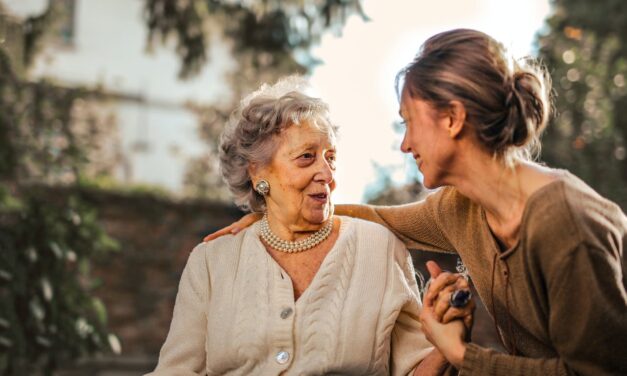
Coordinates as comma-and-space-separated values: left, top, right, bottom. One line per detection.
254, 180, 270, 196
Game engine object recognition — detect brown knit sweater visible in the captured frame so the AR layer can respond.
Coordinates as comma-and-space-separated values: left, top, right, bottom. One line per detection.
339, 171, 627, 375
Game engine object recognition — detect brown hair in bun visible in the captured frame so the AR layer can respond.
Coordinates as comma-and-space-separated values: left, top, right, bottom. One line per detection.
397, 29, 552, 162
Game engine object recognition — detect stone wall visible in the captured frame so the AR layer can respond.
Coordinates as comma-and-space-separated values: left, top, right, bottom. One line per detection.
48, 187, 242, 374
83, 188, 242, 357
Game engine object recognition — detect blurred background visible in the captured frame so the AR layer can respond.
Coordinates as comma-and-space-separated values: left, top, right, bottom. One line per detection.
0, 0, 625, 374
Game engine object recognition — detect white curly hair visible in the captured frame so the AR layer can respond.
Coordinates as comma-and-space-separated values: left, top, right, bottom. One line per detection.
219, 76, 338, 212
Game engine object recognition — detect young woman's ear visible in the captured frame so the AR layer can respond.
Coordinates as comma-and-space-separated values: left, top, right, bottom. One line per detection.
446, 101, 467, 139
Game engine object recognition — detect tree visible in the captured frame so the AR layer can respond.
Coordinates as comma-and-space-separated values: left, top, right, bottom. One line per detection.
537, 0, 627, 209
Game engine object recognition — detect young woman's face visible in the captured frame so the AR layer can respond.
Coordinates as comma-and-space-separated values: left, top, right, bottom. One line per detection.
256, 120, 337, 229
399, 89, 456, 189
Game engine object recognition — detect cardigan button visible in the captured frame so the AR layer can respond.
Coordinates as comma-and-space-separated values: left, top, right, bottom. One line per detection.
275, 350, 290, 364
280, 308, 293, 319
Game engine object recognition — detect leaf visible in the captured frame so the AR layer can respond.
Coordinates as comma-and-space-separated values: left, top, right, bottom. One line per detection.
92, 298, 107, 325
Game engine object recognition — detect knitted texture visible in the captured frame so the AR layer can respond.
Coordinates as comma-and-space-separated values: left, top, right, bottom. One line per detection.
339, 171, 627, 376
147, 216, 433, 376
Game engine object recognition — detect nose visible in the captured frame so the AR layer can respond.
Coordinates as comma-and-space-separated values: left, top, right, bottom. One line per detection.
314, 158, 334, 185
400, 131, 411, 154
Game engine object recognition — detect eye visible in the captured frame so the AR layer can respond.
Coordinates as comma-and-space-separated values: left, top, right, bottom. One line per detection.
296, 152, 316, 166
326, 153, 337, 169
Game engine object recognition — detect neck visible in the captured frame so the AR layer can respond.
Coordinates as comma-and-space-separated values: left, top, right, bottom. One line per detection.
444, 149, 556, 247
452, 156, 526, 224
265, 211, 329, 242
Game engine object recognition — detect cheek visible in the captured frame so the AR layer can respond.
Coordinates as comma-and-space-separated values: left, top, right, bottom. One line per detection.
409, 124, 425, 145
278, 170, 312, 193
329, 178, 337, 192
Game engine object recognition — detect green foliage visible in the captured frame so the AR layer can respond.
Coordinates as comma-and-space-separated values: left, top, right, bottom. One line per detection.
0, 7, 119, 374
144, 0, 368, 78
0, 191, 119, 376
538, 0, 627, 209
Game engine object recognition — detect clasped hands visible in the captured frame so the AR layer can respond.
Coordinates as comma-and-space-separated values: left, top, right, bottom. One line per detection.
421, 260, 475, 369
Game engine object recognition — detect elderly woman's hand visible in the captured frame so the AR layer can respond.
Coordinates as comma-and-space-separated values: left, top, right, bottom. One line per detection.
423, 261, 475, 331
420, 303, 467, 369
203, 212, 262, 242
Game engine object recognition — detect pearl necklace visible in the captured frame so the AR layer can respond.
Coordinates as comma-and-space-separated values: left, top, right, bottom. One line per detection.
259, 214, 333, 253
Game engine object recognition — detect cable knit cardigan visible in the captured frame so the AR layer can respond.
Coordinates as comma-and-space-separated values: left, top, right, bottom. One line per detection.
146, 217, 433, 376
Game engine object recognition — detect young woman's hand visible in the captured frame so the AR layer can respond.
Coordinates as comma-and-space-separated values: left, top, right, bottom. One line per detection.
203, 212, 262, 242
423, 261, 475, 331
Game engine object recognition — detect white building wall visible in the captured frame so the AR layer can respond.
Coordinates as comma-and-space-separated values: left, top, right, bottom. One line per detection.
4, 0, 235, 193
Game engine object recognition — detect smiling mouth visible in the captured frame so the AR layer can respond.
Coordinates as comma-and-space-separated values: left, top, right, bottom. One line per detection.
309, 192, 329, 202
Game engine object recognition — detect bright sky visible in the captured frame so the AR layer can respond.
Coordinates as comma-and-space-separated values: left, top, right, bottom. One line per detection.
310, 0, 551, 203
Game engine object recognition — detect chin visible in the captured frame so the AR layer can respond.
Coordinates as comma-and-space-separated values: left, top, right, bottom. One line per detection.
306, 205, 332, 224
422, 180, 437, 189
422, 174, 443, 190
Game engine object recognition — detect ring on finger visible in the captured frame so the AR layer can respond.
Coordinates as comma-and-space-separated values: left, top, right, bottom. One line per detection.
449, 289, 472, 308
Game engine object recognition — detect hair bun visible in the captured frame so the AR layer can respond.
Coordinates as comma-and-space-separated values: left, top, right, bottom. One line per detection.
503, 68, 551, 149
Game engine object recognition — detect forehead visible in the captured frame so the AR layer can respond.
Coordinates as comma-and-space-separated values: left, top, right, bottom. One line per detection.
279, 120, 336, 150
399, 87, 413, 116
400, 90, 439, 118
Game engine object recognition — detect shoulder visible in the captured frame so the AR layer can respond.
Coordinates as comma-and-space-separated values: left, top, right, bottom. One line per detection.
434, 186, 474, 208
523, 172, 626, 259
429, 186, 482, 239
559, 173, 626, 228
405, 186, 473, 213
420, 186, 480, 225
339, 216, 411, 263
341, 215, 400, 246
201, 227, 248, 252
189, 227, 253, 269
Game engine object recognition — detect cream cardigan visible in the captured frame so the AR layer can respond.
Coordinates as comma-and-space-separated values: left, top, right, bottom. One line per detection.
146, 216, 432, 376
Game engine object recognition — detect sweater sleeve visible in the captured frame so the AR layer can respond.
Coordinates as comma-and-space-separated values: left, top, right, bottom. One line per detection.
336, 189, 456, 253
460, 242, 627, 376
145, 244, 210, 376
388, 235, 436, 376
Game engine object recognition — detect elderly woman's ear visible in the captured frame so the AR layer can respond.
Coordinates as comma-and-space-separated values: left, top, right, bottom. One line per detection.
247, 162, 259, 181
248, 163, 264, 187
248, 163, 270, 196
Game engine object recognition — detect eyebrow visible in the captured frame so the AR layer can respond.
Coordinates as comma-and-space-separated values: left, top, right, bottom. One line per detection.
288, 142, 317, 156
294, 142, 318, 150
289, 142, 336, 156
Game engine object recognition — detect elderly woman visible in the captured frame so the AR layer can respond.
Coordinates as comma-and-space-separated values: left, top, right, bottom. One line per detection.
147, 78, 472, 376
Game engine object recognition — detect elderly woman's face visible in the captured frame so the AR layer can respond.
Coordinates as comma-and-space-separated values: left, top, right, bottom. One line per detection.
258, 120, 336, 228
